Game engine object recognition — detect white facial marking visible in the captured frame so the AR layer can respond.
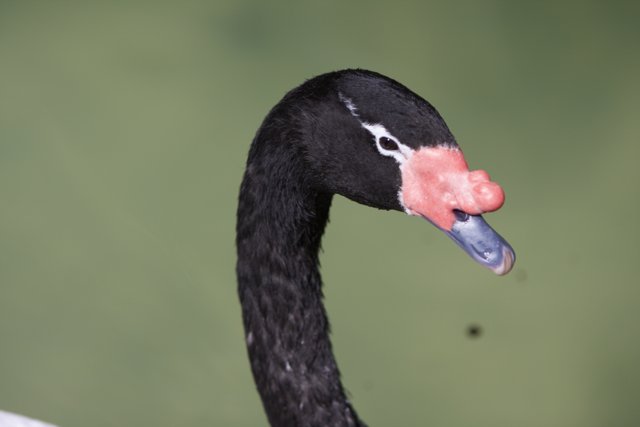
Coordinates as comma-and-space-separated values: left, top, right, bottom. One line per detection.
285, 361, 292, 372
361, 122, 413, 164
246, 331, 253, 345
338, 92, 359, 117
338, 92, 414, 165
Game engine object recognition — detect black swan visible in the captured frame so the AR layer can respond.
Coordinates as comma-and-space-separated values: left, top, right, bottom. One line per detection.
236, 69, 515, 426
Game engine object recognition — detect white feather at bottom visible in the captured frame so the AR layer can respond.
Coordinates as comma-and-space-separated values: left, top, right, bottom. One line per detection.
0, 410, 57, 427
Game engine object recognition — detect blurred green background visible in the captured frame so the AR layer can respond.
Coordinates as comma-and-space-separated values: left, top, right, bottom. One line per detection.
1, 0, 639, 426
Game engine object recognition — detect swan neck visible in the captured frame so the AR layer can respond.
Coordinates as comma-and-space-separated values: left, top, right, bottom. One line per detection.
236, 132, 363, 426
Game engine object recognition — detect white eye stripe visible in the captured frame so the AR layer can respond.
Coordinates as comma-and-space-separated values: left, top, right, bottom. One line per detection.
338, 92, 414, 164
361, 123, 412, 164
338, 92, 359, 117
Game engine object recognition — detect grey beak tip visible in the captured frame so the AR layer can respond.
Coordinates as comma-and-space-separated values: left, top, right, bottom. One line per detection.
492, 246, 515, 276
445, 214, 516, 275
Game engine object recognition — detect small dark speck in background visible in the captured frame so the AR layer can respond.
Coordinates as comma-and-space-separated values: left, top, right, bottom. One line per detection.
467, 324, 482, 338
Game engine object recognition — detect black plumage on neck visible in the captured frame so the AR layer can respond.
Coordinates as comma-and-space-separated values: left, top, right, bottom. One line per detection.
236, 85, 363, 426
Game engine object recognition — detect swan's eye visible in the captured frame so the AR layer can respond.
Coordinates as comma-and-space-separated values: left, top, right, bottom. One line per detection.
360, 123, 406, 162
379, 137, 398, 151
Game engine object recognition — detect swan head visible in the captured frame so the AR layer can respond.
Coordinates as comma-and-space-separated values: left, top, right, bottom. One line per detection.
292, 69, 515, 274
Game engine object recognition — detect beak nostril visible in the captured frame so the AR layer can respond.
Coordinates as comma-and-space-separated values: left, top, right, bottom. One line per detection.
453, 209, 470, 222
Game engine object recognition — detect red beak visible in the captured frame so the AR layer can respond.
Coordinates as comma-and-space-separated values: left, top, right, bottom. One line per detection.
401, 146, 505, 231
400, 146, 514, 275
